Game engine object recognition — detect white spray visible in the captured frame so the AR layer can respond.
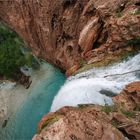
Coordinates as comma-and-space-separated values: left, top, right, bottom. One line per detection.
51, 53, 140, 112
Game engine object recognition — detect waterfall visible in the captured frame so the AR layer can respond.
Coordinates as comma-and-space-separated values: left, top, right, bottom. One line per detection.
51, 53, 140, 112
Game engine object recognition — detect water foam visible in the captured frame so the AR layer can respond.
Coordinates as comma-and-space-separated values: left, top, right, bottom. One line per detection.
51, 53, 140, 112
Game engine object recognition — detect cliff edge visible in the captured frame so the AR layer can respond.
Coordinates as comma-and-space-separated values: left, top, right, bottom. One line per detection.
0, 0, 140, 75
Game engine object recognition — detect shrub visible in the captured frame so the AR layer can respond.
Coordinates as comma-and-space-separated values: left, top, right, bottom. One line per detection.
0, 23, 33, 78
121, 110, 136, 118
102, 105, 117, 114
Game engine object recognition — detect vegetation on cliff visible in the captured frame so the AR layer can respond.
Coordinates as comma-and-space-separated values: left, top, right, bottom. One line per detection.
0, 23, 33, 79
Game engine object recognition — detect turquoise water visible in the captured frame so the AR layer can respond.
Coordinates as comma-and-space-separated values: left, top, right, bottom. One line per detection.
0, 62, 66, 140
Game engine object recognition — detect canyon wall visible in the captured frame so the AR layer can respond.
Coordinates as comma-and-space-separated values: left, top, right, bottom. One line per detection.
0, 0, 140, 75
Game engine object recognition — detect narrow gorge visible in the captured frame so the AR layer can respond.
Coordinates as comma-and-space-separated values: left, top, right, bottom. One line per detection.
0, 0, 140, 140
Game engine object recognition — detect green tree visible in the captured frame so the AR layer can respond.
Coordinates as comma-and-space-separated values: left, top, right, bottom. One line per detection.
0, 24, 30, 78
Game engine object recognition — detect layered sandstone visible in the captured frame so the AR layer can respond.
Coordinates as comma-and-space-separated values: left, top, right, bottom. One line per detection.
33, 82, 140, 140
0, 0, 140, 75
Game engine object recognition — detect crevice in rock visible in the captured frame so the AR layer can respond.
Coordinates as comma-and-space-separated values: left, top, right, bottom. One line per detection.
103, 31, 109, 43
92, 20, 104, 50
62, 31, 73, 40
92, 41, 101, 49
135, 2, 140, 6
118, 128, 136, 140
84, 9, 95, 17
63, 0, 77, 10
116, 3, 126, 15
70, 134, 79, 140
51, 13, 57, 30
67, 45, 73, 53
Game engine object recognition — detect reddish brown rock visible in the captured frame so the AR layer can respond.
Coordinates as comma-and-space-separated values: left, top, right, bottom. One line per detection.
33, 82, 140, 140
33, 107, 127, 140
111, 112, 140, 140
78, 16, 102, 55
0, 0, 140, 75
125, 81, 140, 94
18, 74, 32, 89
113, 81, 140, 111
66, 64, 80, 77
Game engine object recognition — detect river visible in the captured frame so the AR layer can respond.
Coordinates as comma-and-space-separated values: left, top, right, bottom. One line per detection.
0, 53, 140, 140
0, 62, 66, 140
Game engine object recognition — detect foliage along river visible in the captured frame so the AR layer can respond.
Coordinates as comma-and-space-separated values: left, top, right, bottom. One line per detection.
0, 62, 66, 140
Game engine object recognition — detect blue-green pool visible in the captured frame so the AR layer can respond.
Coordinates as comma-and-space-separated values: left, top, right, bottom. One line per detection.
0, 62, 66, 140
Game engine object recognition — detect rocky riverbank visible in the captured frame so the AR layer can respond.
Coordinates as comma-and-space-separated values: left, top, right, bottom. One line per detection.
0, 73, 32, 89
0, 81, 27, 128
33, 82, 140, 140
15, 72, 32, 89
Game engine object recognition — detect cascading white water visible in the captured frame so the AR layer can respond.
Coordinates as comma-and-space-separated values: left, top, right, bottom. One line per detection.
51, 53, 140, 112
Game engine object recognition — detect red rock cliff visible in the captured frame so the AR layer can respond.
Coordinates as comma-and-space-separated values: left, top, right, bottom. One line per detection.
0, 0, 140, 75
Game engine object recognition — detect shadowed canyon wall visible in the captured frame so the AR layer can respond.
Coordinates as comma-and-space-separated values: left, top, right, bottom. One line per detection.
0, 0, 140, 75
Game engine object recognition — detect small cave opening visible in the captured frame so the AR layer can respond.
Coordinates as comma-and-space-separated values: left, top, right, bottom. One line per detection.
67, 45, 73, 53
62, 31, 73, 40
92, 41, 101, 49
135, 2, 140, 6
63, 0, 77, 9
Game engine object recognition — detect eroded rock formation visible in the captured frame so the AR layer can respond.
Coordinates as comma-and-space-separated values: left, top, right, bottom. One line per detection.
0, 0, 140, 75
33, 82, 140, 140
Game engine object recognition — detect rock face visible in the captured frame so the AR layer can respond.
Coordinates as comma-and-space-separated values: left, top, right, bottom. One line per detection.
33, 82, 140, 140
113, 81, 140, 111
0, 0, 140, 75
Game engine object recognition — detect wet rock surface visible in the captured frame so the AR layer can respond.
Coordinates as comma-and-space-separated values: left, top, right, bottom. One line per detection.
0, 0, 140, 75
33, 82, 140, 140
18, 74, 32, 89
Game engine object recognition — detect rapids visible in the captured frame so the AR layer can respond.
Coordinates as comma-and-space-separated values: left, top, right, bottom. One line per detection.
51, 53, 140, 112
